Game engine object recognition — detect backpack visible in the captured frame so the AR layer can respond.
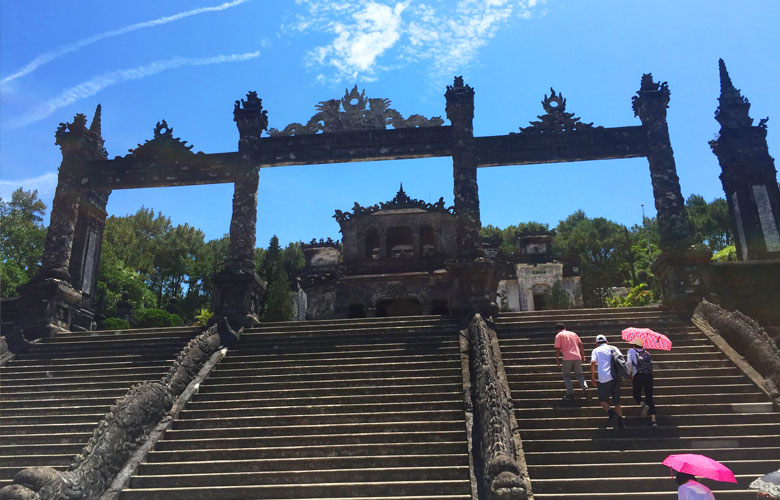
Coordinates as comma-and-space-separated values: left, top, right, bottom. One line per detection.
634, 349, 653, 375
610, 347, 630, 379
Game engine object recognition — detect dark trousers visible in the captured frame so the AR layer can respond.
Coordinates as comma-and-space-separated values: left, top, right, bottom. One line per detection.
632, 373, 656, 415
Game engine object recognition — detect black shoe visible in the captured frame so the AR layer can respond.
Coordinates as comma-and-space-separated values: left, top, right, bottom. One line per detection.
617, 417, 625, 430
604, 409, 616, 428
562, 393, 576, 400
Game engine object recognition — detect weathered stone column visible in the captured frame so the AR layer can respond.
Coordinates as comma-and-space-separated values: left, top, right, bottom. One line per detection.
632, 74, 690, 250
445, 76, 482, 258
710, 59, 780, 261
212, 91, 267, 329
445, 77, 497, 319
633, 74, 708, 312
12, 108, 107, 345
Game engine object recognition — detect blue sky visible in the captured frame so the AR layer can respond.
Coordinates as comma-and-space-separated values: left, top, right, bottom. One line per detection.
1, 0, 779, 247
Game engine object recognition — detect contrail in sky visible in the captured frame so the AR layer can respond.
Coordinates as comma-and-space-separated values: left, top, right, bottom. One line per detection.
1, 0, 250, 85
6, 51, 261, 129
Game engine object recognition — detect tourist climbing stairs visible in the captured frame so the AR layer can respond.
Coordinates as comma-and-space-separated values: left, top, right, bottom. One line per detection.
120, 315, 474, 500
0, 326, 201, 489
495, 306, 780, 499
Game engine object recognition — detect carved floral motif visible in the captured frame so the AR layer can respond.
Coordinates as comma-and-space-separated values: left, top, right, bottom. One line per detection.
333, 184, 453, 224
301, 237, 341, 250
515, 88, 601, 135
268, 86, 444, 136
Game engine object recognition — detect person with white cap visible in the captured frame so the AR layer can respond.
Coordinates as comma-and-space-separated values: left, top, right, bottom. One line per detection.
627, 337, 658, 427
590, 334, 624, 429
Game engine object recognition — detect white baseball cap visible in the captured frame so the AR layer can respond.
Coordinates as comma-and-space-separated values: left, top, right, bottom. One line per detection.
595, 334, 607, 343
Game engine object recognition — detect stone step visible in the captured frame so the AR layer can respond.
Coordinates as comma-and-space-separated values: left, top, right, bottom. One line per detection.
505, 359, 735, 372
4, 355, 179, 367
516, 412, 780, 428
532, 491, 756, 500
207, 359, 460, 374
0, 455, 72, 467
516, 402, 775, 419
155, 430, 467, 450
0, 432, 91, 445
184, 391, 462, 410
208, 366, 461, 382
512, 391, 767, 408
129, 466, 470, 488
243, 325, 458, 338
119, 481, 472, 500
193, 383, 463, 400
523, 446, 780, 465
221, 345, 460, 362
532, 475, 759, 494
172, 410, 467, 430
522, 434, 780, 452
522, 422, 780, 440
0, 366, 167, 380
47, 327, 200, 341
527, 458, 780, 478
146, 441, 469, 462
2, 359, 173, 372
0, 413, 107, 425
0, 379, 150, 393
137, 454, 469, 475
197, 377, 463, 393
165, 420, 466, 440
505, 352, 728, 364
508, 366, 743, 381
513, 383, 759, 398
179, 400, 464, 419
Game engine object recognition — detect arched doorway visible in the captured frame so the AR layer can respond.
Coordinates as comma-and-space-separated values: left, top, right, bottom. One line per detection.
375, 297, 423, 317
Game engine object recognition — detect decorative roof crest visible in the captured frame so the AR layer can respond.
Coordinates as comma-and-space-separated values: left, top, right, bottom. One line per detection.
334, 183, 453, 224
268, 85, 444, 136
55, 106, 105, 155
714, 58, 756, 129
514, 88, 601, 135
301, 237, 341, 250
124, 120, 202, 160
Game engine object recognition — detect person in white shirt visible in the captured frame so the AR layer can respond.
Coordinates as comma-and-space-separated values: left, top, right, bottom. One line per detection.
590, 334, 624, 429
676, 471, 716, 500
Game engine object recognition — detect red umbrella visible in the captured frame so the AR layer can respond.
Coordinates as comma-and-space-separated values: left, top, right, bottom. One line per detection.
622, 327, 672, 351
663, 454, 737, 483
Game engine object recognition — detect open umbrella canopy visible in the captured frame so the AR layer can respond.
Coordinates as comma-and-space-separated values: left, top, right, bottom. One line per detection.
663, 454, 737, 483
622, 327, 672, 351
751, 470, 780, 498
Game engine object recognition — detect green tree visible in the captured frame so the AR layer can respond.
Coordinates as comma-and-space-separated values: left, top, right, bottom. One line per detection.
259, 235, 294, 321
481, 221, 550, 254
555, 214, 632, 307
686, 194, 732, 252
0, 188, 47, 297
543, 281, 573, 310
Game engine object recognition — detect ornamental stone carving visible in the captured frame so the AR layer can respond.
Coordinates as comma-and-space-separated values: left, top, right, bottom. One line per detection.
123, 120, 202, 161
514, 88, 601, 135
268, 86, 444, 136
334, 184, 453, 224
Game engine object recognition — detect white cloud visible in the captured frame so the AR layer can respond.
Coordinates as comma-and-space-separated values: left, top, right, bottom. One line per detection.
0, 172, 58, 202
288, 0, 544, 82
1, 0, 251, 86
6, 51, 261, 129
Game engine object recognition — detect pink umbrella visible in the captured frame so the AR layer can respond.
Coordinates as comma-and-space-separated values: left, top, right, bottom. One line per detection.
663, 454, 738, 483
622, 327, 672, 351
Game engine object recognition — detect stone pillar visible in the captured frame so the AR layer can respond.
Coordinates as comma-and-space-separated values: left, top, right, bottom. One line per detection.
12, 108, 106, 346
212, 92, 267, 329
632, 74, 690, 250
444, 77, 497, 319
710, 59, 780, 261
445, 76, 482, 258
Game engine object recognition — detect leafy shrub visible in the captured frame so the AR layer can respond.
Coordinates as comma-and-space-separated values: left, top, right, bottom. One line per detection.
193, 308, 213, 326
712, 245, 737, 263
169, 313, 184, 326
606, 283, 656, 308
101, 317, 131, 330
136, 308, 176, 328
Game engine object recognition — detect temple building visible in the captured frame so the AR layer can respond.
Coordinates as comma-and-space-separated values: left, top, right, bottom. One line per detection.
299, 185, 582, 319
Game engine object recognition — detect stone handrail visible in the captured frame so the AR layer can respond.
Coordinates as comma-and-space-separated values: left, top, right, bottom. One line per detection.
467, 313, 528, 500
693, 299, 780, 400
0, 319, 237, 500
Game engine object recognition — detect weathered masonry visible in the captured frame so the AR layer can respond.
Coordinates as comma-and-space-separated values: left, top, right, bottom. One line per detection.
7, 62, 779, 345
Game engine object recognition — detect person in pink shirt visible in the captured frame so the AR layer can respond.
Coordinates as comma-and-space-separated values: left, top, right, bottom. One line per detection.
554, 323, 590, 400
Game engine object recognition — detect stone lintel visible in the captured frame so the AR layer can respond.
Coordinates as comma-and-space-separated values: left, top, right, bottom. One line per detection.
475, 125, 648, 167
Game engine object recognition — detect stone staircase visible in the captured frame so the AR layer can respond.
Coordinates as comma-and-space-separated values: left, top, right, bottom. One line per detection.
495, 307, 780, 499
120, 315, 474, 500
0, 326, 201, 488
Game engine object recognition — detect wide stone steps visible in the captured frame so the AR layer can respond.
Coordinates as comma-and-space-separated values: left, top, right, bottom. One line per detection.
496, 308, 779, 499
120, 320, 473, 499
0, 327, 199, 487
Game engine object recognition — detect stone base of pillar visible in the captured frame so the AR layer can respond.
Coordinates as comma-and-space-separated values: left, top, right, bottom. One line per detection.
700, 259, 780, 326
11, 276, 83, 349
652, 248, 712, 314
447, 258, 498, 320
211, 269, 266, 330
